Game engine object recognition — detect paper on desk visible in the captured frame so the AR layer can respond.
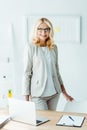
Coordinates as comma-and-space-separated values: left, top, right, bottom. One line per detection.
0, 115, 10, 128
56, 115, 85, 127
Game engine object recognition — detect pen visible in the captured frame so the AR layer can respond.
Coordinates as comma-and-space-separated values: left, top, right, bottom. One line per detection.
68, 116, 74, 121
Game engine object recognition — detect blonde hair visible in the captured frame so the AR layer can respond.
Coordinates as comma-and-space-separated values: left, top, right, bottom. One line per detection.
29, 18, 54, 49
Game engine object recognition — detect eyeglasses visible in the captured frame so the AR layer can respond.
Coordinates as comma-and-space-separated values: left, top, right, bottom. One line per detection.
37, 28, 50, 33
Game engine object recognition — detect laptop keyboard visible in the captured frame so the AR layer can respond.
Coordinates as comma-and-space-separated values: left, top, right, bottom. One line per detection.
36, 120, 42, 124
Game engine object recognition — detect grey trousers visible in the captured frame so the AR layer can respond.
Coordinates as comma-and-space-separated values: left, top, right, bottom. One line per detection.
31, 93, 60, 110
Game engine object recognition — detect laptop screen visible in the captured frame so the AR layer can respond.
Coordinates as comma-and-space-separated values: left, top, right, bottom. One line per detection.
8, 98, 49, 126
8, 98, 37, 125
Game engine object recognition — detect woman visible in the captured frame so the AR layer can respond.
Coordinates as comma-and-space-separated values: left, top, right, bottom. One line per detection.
22, 18, 73, 110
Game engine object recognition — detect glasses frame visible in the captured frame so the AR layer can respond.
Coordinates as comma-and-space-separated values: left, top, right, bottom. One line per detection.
37, 27, 50, 33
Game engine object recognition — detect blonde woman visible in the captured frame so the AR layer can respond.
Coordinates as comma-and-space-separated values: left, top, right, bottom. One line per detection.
22, 18, 73, 110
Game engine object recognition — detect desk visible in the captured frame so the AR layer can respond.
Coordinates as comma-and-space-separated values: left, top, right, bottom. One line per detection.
0, 108, 87, 130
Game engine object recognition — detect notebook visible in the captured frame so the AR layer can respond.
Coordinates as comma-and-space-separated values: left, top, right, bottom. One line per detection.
8, 98, 49, 126
56, 115, 85, 127
0, 115, 10, 128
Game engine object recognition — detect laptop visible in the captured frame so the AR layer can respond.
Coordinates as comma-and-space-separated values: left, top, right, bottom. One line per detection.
8, 98, 49, 126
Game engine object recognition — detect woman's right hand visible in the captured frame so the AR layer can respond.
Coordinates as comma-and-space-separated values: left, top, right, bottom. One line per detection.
24, 95, 29, 101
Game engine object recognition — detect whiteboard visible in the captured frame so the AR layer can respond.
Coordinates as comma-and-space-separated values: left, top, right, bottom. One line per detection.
27, 15, 80, 43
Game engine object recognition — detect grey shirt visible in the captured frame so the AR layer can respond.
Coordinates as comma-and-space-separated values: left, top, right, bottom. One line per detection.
22, 43, 63, 97
41, 47, 57, 97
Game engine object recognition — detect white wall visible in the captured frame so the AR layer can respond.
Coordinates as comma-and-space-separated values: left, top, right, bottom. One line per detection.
0, 0, 87, 110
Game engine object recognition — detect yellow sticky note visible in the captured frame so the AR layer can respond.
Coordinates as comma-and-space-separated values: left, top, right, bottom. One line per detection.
54, 27, 60, 33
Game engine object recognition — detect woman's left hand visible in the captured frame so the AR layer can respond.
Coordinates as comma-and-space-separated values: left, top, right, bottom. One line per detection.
63, 92, 74, 101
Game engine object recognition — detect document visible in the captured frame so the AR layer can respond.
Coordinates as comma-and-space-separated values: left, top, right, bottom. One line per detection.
0, 115, 10, 128
56, 115, 85, 127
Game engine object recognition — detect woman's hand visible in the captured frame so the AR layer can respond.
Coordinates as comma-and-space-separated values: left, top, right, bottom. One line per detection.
62, 92, 74, 101
61, 84, 74, 101
24, 95, 30, 101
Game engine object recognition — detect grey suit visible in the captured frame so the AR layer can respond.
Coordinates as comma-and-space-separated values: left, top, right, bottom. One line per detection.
22, 43, 63, 98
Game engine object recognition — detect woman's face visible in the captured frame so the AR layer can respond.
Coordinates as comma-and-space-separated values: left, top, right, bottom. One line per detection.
36, 23, 50, 43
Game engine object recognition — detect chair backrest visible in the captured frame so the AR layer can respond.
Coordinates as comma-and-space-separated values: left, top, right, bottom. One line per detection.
63, 100, 87, 113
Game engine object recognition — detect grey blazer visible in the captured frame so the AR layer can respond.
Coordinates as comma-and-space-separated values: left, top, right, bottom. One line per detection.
22, 43, 63, 97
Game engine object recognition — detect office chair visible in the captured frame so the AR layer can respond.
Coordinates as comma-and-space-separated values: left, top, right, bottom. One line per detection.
63, 100, 87, 113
